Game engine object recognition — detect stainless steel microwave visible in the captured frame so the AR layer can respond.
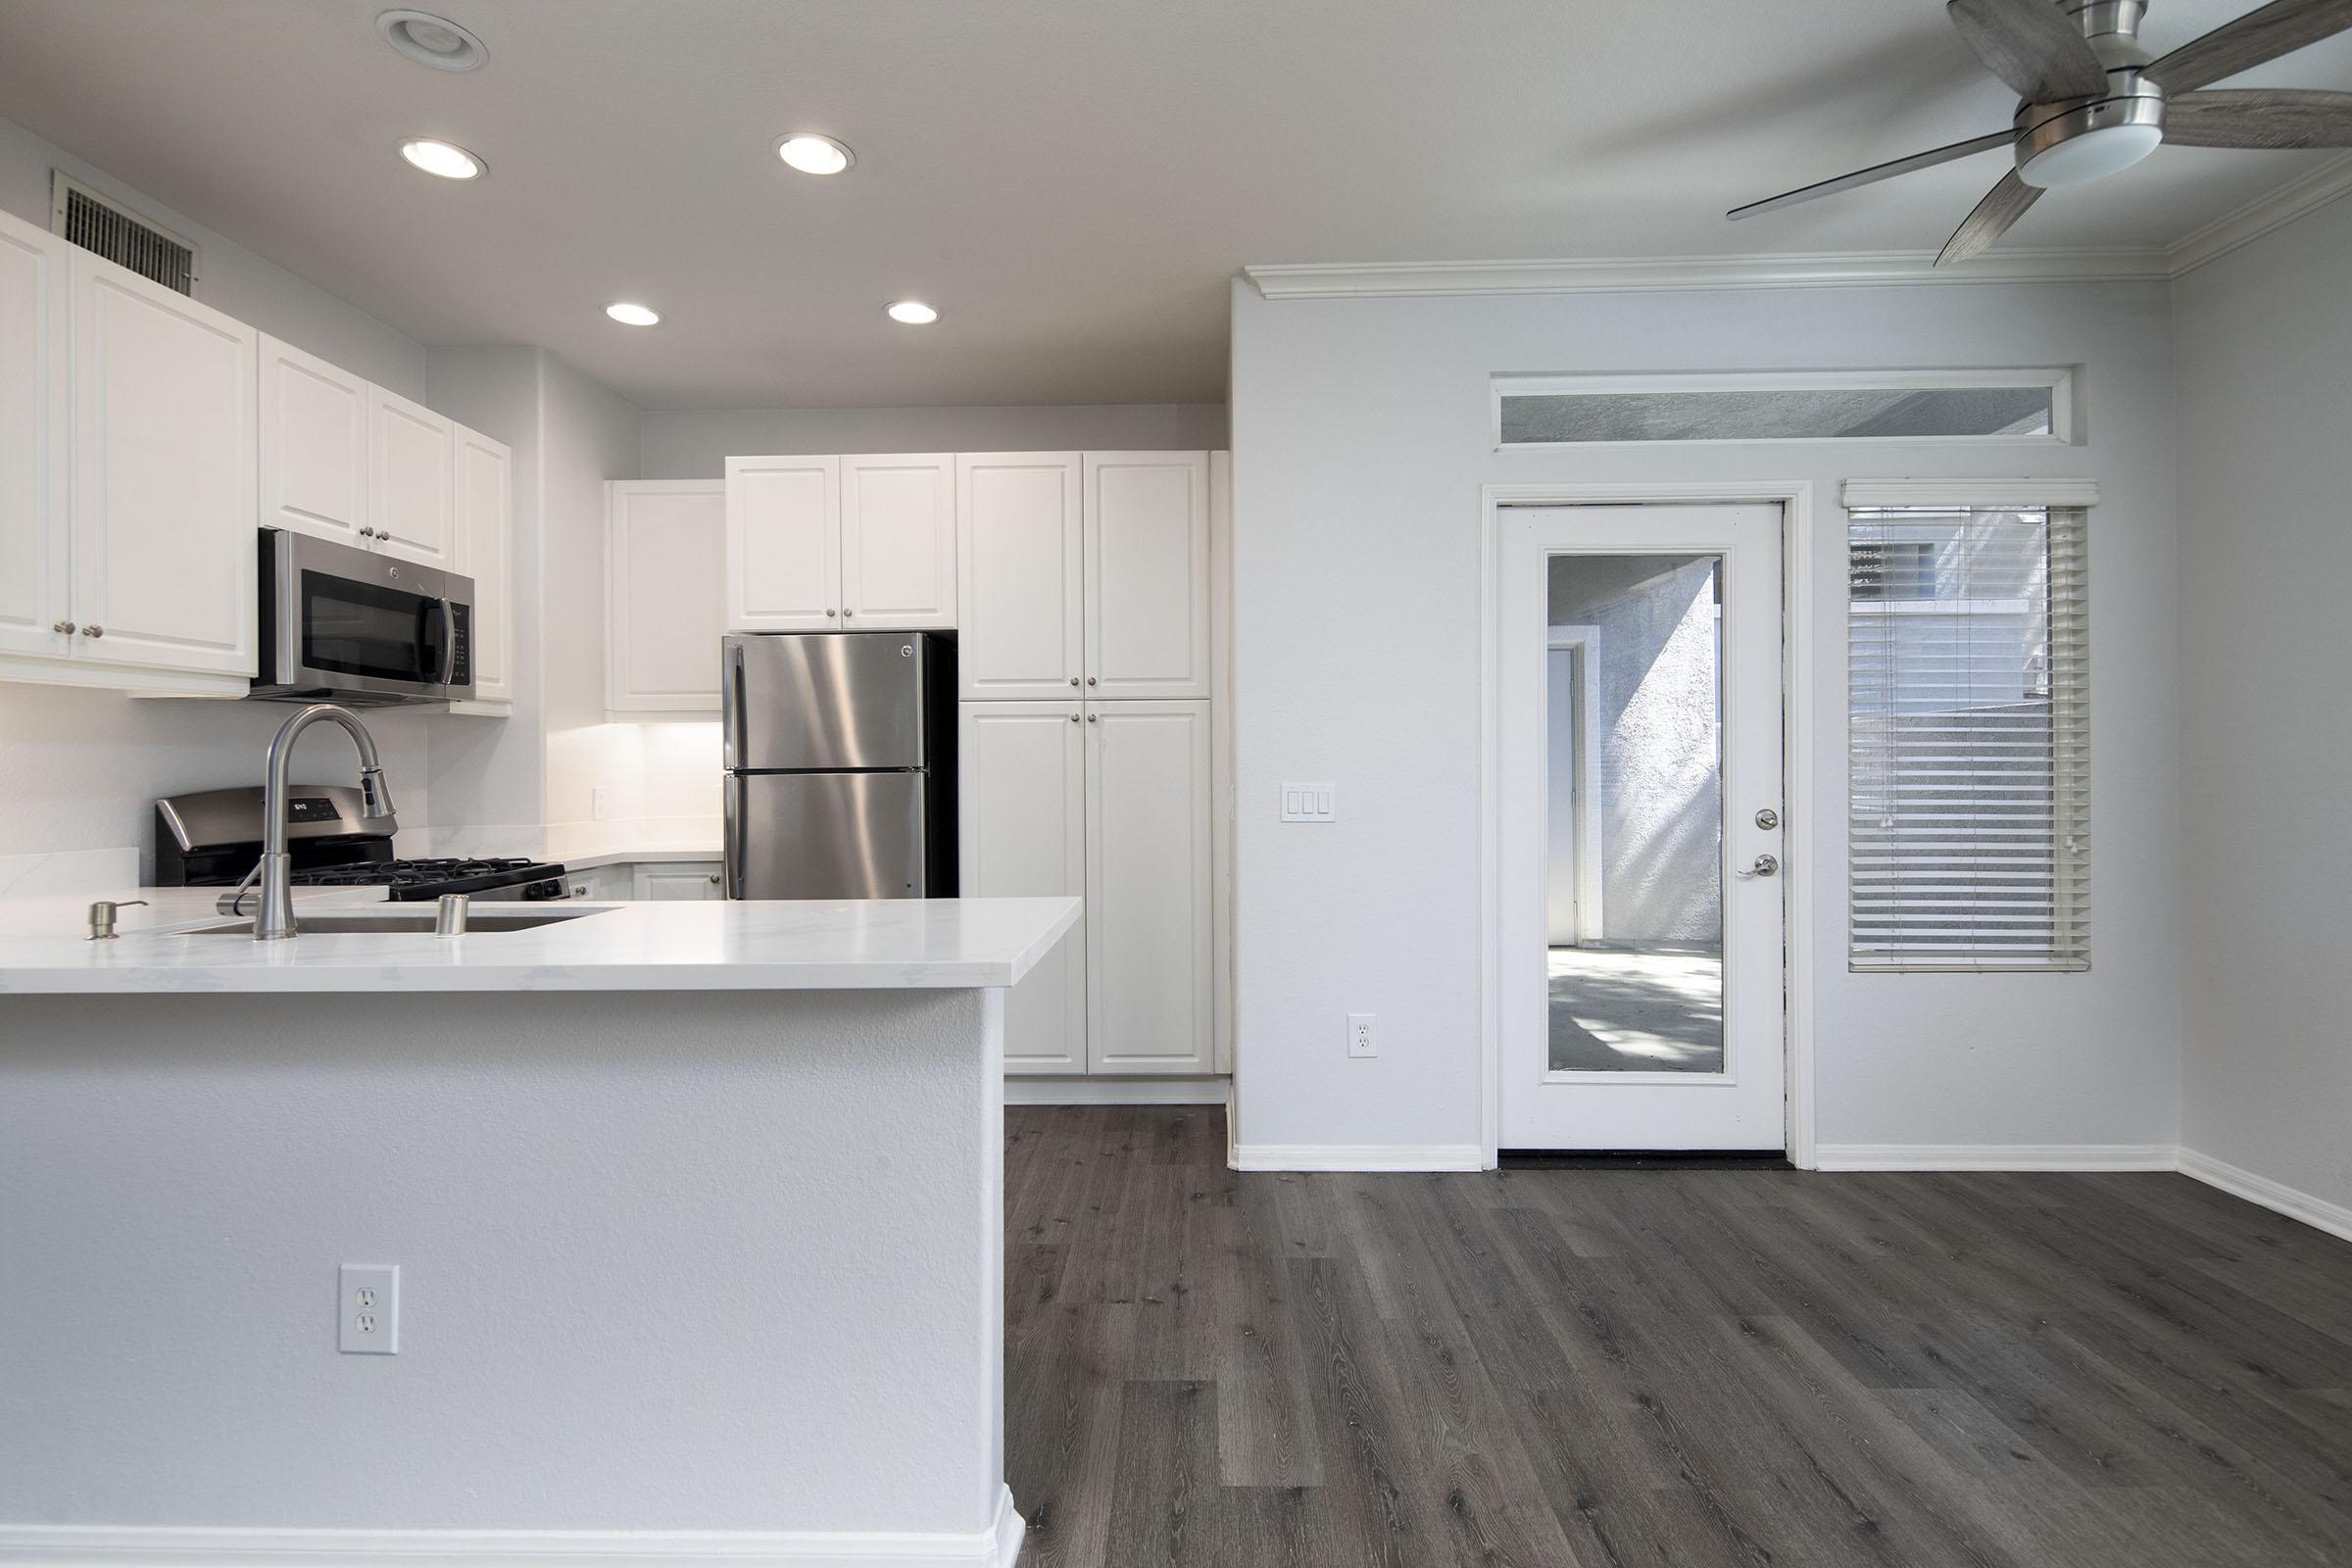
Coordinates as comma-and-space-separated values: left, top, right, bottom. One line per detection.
252, 528, 474, 706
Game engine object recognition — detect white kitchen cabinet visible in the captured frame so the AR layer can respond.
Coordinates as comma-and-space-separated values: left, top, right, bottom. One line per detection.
632, 862, 725, 900
1085, 700, 1213, 1073
725, 455, 841, 631
367, 383, 455, 567
68, 252, 257, 679
0, 208, 69, 663
608, 479, 726, 717
451, 423, 514, 710
956, 452, 1082, 700
960, 701, 1089, 1074
1084, 452, 1210, 700
258, 334, 368, 549
841, 454, 956, 628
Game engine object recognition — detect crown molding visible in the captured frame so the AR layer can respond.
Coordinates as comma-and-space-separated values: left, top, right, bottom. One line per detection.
1246, 156, 2352, 300
2167, 152, 2352, 275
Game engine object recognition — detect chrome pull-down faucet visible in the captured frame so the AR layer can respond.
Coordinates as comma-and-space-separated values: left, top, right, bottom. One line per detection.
249, 704, 396, 941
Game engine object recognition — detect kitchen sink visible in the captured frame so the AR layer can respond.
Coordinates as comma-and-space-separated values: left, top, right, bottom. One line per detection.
177, 907, 612, 937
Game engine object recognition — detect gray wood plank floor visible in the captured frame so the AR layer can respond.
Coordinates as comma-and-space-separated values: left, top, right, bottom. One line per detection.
1004, 1106, 2352, 1568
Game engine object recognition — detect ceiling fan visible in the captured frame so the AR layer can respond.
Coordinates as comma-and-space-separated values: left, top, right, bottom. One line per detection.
1729, 0, 2352, 262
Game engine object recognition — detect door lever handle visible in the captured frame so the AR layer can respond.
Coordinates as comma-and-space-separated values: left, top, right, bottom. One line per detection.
1735, 853, 1779, 880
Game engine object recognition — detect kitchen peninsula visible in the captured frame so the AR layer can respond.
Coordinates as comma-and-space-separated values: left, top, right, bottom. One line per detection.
0, 896, 1076, 1565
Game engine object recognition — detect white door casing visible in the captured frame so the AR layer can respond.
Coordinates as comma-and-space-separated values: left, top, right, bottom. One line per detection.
1497, 504, 1787, 1152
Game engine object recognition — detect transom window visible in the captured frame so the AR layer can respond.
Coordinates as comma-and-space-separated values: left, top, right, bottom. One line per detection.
1496, 369, 2072, 447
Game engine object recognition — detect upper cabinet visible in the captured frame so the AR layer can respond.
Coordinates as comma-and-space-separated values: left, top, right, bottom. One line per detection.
69, 252, 257, 680
258, 335, 368, 548
725, 453, 956, 632
1084, 452, 1211, 700
957, 453, 1083, 700
956, 451, 1209, 702
0, 209, 69, 663
452, 423, 514, 710
608, 479, 726, 718
367, 384, 456, 567
840, 454, 955, 628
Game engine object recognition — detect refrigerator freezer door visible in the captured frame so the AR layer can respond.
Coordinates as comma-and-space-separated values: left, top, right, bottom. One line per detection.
723, 633, 929, 771
726, 771, 927, 899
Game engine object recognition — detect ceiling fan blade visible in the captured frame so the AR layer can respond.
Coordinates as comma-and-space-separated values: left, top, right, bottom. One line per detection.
2167, 87, 2352, 146
1937, 170, 2044, 265
1727, 130, 2017, 220
2145, 0, 2352, 93
1946, 0, 2111, 101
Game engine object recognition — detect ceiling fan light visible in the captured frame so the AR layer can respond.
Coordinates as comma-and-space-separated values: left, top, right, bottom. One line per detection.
2018, 122, 2163, 186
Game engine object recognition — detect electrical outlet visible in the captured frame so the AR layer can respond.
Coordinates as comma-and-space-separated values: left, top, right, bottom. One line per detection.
591, 786, 612, 822
339, 1264, 399, 1354
1347, 1011, 1377, 1058
1281, 783, 1337, 823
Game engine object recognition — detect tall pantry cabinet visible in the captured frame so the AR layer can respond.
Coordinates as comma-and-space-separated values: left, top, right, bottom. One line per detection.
956, 452, 1220, 1078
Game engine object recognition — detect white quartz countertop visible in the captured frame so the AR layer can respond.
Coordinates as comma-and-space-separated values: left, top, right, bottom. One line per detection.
0, 896, 1082, 996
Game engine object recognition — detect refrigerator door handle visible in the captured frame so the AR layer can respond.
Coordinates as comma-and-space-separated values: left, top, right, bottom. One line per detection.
722, 774, 744, 900
722, 640, 748, 770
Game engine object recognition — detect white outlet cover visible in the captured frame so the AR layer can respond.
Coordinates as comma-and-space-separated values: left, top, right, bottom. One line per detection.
1347, 1011, 1377, 1057
339, 1263, 399, 1354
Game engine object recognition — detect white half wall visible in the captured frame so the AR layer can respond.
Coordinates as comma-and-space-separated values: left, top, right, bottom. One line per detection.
2172, 191, 2352, 1221
1229, 276, 2183, 1158
640, 404, 1228, 478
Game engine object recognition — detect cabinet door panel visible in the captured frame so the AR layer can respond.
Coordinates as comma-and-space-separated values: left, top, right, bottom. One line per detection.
608, 480, 725, 715
841, 454, 955, 628
0, 210, 69, 661
453, 424, 513, 705
69, 258, 257, 675
726, 456, 840, 630
962, 701, 1088, 1073
956, 453, 1082, 700
1084, 452, 1210, 699
632, 863, 725, 900
1085, 700, 1212, 1073
259, 334, 368, 547
368, 385, 455, 565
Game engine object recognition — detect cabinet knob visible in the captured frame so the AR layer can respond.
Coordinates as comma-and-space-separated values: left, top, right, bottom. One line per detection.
1069, 712, 1080, 722
1086, 712, 1097, 723
825, 608, 837, 617
1086, 676, 1097, 686
708, 873, 721, 885
359, 527, 374, 539
841, 609, 854, 617
81, 624, 103, 638
52, 620, 74, 634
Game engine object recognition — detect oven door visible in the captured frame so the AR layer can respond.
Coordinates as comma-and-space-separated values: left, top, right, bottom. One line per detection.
255, 530, 475, 704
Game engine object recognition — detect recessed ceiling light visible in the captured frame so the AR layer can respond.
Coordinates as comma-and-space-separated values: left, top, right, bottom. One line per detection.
886, 300, 939, 325
605, 302, 661, 326
399, 138, 484, 179
377, 9, 488, 72
777, 134, 855, 175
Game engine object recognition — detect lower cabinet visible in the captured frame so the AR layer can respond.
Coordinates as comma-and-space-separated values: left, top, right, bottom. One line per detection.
961, 698, 1211, 1076
631, 862, 725, 900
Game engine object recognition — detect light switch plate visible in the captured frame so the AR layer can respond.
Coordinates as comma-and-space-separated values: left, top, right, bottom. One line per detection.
1281, 783, 1337, 823
339, 1263, 399, 1354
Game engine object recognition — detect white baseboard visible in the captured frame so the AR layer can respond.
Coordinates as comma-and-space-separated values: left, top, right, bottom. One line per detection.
1230, 1143, 1488, 1172
1811, 1144, 2177, 1172
1004, 1075, 1227, 1105
2177, 1148, 2352, 1245
0, 1489, 1026, 1568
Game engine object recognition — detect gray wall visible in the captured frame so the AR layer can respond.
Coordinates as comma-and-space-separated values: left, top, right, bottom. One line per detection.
640, 403, 1227, 477
2173, 195, 2352, 1218
1229, 274, 2182, 1158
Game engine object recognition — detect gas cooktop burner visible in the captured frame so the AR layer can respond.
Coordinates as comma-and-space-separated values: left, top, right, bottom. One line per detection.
290, 857, 546, 888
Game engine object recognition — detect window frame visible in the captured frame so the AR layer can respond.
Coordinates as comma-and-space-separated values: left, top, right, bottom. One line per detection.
1493, 368, 2077, 451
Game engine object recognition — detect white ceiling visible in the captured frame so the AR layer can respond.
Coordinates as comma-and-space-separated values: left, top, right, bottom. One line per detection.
1, 0, 2345, 409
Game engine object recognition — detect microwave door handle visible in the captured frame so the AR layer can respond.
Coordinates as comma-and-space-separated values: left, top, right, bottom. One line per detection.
437, 596, 456, 691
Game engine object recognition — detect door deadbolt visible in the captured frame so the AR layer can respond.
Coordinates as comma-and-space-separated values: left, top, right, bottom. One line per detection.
1754, 808, 1780, 830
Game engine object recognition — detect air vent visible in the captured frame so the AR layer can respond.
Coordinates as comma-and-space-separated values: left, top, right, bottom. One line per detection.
50, 173, 198, 295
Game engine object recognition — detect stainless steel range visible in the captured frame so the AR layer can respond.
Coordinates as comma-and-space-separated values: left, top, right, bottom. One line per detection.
154, 786, 569, 903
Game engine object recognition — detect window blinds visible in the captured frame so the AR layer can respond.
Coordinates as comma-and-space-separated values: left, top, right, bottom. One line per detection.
1847, 506, 2088, 970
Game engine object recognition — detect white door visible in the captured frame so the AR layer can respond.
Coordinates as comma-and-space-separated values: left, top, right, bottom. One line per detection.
0, 209, 69, 662
840, 454, 956, 629
607, 479, 726, 717
452, 424, 513, 705
1083, 452, 1210, 699
368, 384, 455, 565
960, 701, 1089, 1073
259, 334, 369, 548
726, 455, 841, 630
69, 256, 258, 676
1085, 699, 1213, 1074
1498, 505, 1786, 1152
956, 453, 1083, 700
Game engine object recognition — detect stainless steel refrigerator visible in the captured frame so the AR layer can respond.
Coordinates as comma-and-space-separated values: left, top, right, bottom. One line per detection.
721, 632, 958, 899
